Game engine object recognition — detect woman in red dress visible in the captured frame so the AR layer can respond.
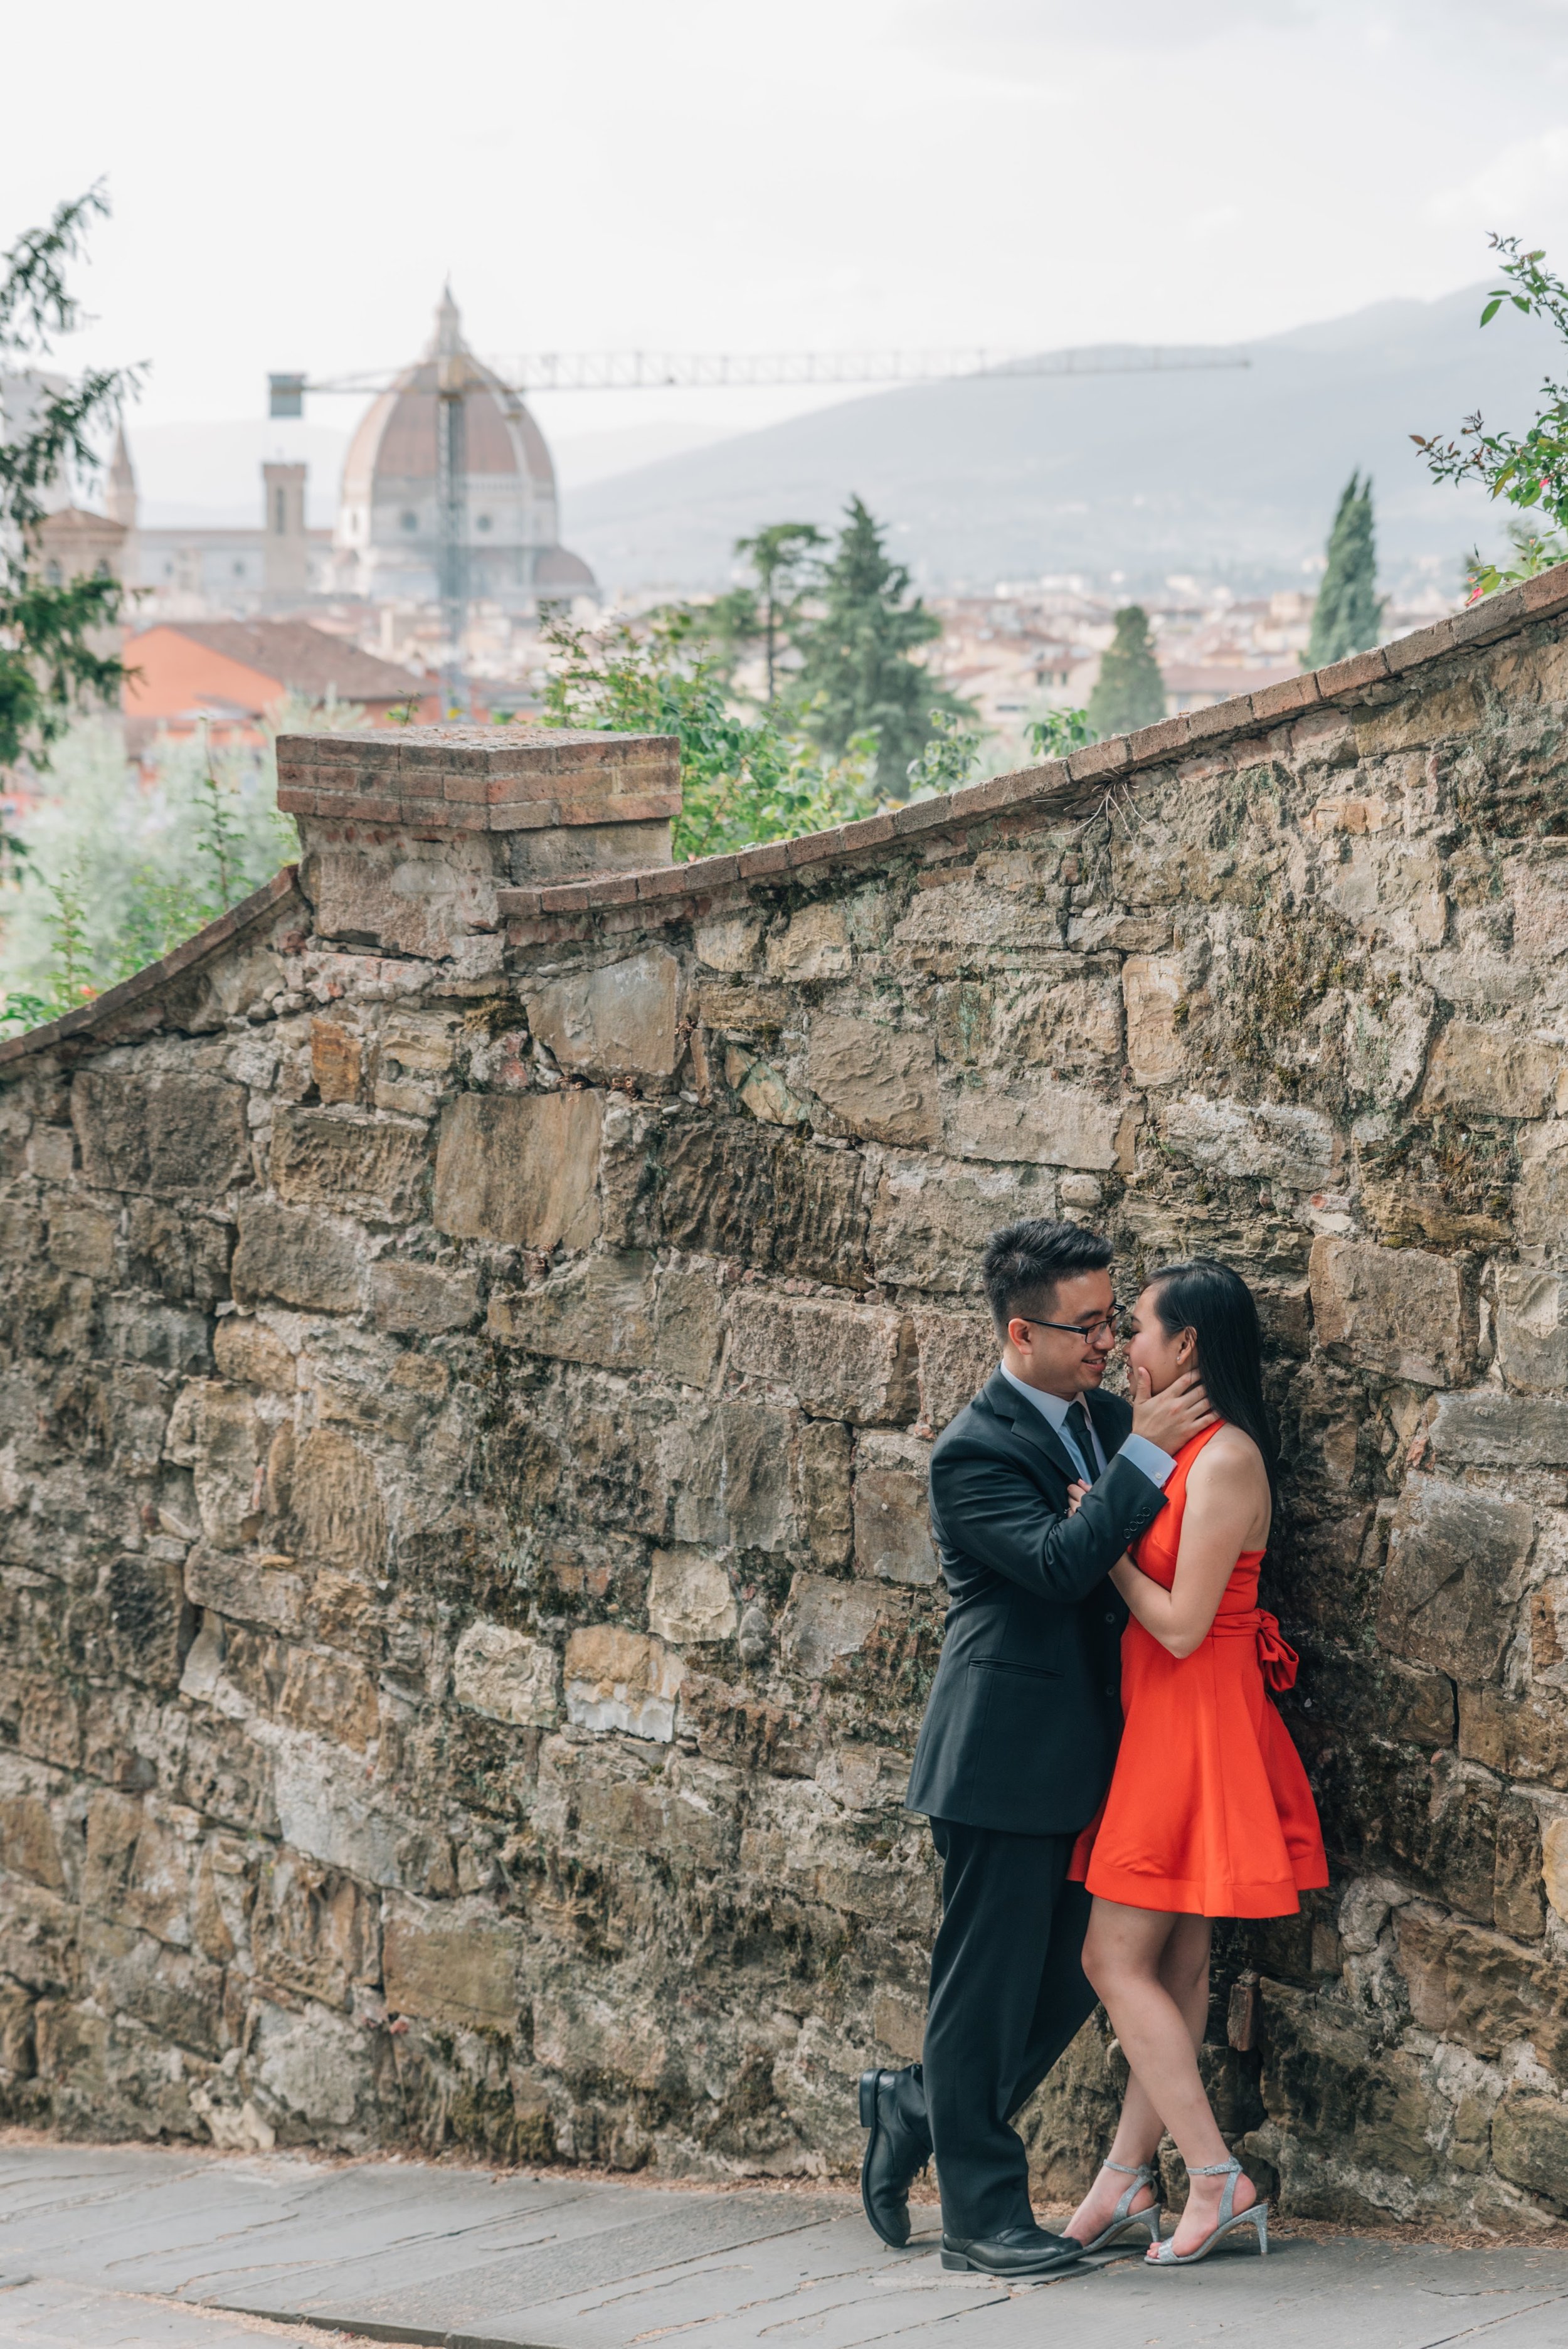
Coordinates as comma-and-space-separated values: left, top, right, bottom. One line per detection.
1061, 1260, 1327, 2266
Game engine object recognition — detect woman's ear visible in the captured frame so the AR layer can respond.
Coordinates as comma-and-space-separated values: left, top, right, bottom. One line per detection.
1177, 1326, 1197, 1367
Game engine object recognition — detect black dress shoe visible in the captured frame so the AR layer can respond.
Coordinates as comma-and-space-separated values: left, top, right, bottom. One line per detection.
858, 2065, 932, 2249
940, 2225, 1086, 2277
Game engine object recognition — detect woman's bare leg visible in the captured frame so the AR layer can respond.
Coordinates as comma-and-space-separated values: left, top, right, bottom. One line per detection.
1064, 1911, 1212, 2244
1079, 1899, 1254, 2256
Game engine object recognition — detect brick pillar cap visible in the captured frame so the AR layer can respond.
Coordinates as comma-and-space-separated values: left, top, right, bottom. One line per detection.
275, 724, 682, 832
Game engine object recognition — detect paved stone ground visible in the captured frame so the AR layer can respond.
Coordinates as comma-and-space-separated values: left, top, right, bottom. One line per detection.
1, 2143, 1566, 2349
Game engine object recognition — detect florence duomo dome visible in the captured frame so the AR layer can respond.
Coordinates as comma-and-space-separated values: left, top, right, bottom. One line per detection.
334, 287, 595, 607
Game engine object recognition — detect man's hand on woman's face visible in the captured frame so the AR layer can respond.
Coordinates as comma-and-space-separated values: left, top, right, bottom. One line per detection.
1130, 1363, 1216, 1455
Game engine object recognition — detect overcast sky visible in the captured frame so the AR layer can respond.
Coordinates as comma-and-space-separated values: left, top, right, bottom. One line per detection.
7, 0, 1568, 449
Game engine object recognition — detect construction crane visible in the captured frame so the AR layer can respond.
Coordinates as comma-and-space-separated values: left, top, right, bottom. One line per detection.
268, 339, 1251, 713
268, 342, 1249, 405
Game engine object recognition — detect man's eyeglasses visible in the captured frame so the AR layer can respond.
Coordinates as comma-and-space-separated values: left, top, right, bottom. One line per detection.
1014, 1312, 1126, 1342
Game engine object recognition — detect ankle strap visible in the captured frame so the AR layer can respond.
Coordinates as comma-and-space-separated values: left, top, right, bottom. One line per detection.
1100, 2156, 1161, 2224
1187, 2153, 1242, 2223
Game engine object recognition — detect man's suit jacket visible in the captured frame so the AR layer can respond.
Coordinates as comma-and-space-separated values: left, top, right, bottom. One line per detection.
905, 1373, 1170, 1837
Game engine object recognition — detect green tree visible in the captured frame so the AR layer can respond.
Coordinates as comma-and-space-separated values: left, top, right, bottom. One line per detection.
684, 582, 760, 696
1305, 473, 1382, 665
1, 187, 137, 770
684, 524, 826, 706
0, 711, 304, 1030
1086, 606, 1166, 738
539, 606, 884, 862
734, 521, 825, 706
794, 496, 968, 791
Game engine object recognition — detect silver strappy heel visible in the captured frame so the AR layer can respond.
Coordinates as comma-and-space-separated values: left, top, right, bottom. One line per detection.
1146, 2155, 1268, 2264
1069, 2158, 1164, 2254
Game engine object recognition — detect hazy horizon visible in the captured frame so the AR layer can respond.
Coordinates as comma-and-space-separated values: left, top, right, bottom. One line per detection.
107, 280, 1552, 598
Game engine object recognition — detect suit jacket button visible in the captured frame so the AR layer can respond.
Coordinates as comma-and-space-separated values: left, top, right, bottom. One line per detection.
1104, 1611, 1116, 1623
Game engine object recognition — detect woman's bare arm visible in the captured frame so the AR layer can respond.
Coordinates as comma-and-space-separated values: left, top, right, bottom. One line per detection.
1108, 1428, 1270, 1658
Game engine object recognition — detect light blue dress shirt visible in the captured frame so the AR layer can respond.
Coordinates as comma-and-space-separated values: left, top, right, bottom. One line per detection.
998, 1362, 1176, 1492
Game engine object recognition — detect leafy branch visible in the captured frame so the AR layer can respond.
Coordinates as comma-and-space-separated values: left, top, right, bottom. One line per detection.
1027, 707, 1096, 760
1464, 521, 1568, 603
906, 706, 982, 793
1, 184, 144, 767
1412, 234, 1568, 595
539, 607, 886, 861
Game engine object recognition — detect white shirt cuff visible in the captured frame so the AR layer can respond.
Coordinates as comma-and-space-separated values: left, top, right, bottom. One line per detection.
1117, 1433, 1177, 1489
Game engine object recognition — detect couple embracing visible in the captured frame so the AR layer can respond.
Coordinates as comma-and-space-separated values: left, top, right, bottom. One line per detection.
859, 1219, 1327, 2274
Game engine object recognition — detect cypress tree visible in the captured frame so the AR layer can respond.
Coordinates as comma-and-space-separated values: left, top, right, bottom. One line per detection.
1306, 473, 1382, 667
795, 496, 968, 790
1086, 605, 1166, 738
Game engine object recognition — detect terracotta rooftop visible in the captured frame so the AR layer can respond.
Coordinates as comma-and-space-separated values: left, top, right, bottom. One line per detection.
125, 620, 425, 704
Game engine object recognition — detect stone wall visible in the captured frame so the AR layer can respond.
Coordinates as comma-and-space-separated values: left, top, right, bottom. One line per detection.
5, 591, 1568, 2228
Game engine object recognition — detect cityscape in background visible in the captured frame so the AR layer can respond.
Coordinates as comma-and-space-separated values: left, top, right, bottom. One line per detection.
3, 274, 1495, 792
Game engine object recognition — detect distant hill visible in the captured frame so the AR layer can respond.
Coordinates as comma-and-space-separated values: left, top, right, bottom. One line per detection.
562, 287, 1564, 597
551, 418, 733, 489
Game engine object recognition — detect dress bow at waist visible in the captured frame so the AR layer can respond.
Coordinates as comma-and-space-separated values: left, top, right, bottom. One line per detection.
1212, 1606, 1299, 1692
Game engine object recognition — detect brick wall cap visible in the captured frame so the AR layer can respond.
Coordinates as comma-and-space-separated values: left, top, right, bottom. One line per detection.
277, 725, 681, 832
277, 724, 678, 764
1384, 620, 1456, 674
1315, 645, 1391, 696
1251, 671, 1322, 721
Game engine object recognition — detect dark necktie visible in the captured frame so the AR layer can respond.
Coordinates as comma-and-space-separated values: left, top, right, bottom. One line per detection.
1064, 1399, 1098, 1482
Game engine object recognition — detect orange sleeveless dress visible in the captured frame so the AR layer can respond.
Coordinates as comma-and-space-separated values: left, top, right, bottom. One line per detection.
1069, 1423, 1328, 1919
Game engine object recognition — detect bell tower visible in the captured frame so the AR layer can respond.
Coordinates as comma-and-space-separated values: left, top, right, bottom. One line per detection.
262, 460, 310, 602
105, 423, 137, 530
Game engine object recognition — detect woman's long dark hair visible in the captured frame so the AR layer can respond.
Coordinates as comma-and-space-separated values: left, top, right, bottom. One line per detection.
1147, 1259, 1278, 1492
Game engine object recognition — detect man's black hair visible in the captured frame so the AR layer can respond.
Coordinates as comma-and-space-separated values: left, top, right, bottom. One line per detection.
982, 1218, 1114, 1337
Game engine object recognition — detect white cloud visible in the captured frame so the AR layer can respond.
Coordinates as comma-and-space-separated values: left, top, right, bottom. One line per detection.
898, 0, 1318, 60
1185, 205, 1245, 238
1429, 127, 1568, 226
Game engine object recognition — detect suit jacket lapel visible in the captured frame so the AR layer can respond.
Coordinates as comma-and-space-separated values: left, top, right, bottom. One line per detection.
982, 1369, 1081, 1487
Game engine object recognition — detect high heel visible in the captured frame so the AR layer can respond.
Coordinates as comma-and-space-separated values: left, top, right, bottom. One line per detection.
1145, 2155, 1268, 2265
1067, 2158, 1164, 2254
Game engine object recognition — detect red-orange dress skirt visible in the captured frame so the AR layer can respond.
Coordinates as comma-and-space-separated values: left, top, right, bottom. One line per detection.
1069, 1423, 1328, 1919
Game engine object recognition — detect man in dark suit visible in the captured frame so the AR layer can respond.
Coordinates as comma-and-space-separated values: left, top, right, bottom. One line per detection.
857, 1219, 1214, 2277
